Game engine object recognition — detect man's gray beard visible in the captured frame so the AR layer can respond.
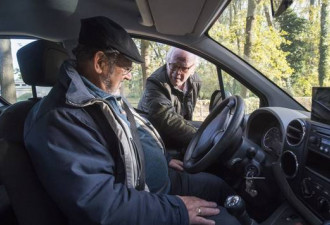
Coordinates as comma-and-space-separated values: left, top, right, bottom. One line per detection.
101, 66, 117, 94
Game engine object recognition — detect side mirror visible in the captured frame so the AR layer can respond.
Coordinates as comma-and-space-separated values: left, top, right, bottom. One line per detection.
271, 0, 293, 17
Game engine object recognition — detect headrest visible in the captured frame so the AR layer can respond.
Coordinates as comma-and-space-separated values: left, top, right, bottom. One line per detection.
17, 40, 69, 87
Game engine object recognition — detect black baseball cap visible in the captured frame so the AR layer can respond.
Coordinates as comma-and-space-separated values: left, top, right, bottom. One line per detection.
78, 16, 144, 63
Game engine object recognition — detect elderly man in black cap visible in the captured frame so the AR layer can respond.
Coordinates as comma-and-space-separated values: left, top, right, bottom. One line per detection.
24, 16, 240, 225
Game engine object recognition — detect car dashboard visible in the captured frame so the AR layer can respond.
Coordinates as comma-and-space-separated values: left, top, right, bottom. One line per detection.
283, 118, 330, 221
231, 107, 330, 224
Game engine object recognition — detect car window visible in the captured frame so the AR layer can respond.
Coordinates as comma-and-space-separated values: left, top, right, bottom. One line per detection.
0, 38, 51, 104
222, 70, 259, 114
1, 38, 260, 116
120, 40, 219, 121
121, 39, 260, 120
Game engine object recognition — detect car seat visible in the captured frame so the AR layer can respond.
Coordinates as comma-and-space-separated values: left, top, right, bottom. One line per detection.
0, 40, 69, 225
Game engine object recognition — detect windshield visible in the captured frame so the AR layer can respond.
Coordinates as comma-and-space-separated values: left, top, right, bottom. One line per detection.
209, 0, 329, 110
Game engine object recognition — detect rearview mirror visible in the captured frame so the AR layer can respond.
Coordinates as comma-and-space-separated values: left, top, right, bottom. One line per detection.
271, 0, 293, 17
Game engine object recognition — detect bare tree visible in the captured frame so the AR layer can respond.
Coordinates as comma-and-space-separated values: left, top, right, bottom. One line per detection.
244, 0, 258, 59
242, 0, 258, 97
318, 0, 329, 86
264, 2, 272, 27
0, 39, 16, 103
141, 40, 151, 89
232, 0, 242, 55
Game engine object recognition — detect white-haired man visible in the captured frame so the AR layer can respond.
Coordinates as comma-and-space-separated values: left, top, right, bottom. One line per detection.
138, 47, 201, 155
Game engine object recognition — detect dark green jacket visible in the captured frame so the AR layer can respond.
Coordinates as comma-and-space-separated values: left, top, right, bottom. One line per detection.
138, 65, 202, 149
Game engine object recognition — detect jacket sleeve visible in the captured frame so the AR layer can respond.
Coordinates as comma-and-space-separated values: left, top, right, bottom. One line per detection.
141, 80, 198, 148
24, 108, 189, 225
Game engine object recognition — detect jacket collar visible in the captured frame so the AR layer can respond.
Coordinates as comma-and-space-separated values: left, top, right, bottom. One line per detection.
59, 60, 97, 105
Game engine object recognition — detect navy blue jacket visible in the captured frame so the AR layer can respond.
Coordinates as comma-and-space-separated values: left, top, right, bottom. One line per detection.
24, 61, 188, 225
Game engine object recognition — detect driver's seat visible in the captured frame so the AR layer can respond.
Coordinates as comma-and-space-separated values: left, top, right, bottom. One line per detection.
0, 40, 68, 225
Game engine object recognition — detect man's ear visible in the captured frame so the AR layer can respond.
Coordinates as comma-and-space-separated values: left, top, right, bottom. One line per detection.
93, 51, 106, 74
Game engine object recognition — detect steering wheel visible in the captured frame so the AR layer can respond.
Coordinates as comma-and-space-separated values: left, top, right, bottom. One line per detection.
184, 95, 245, 173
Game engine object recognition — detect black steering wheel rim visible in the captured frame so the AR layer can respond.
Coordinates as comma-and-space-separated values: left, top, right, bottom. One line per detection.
184, 95, 245, 173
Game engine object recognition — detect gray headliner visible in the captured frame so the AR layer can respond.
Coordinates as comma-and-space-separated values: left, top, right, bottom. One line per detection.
0, 0, 227, 40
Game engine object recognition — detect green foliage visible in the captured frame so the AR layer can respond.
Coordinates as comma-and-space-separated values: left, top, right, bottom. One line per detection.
123, 40, 170, 99
277, 8, 318, 96
252, 16, 293, 91
209, 0, 329, 105
277, 9, 309, 74
196, 59, 218, 99
210, 0, 293, 94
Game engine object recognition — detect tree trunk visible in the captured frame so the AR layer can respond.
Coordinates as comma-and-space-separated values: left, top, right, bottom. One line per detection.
233, 1, 241, 55
229, 3, 233, 26
141, 40, 151, 89
318, 0, 329, 86
244, 0, 257, 59
242, 0, 257, 98
0, 39, 16, 103
264, 3, 272, 27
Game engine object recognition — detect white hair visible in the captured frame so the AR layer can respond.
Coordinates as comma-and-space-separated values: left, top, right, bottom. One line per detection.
166, 47, 200, 67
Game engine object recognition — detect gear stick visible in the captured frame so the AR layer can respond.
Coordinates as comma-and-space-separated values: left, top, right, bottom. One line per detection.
224, 195, 258, 225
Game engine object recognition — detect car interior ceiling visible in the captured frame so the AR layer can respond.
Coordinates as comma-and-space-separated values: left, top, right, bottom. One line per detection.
0, 0, 230, 40
0, 40, 70, 225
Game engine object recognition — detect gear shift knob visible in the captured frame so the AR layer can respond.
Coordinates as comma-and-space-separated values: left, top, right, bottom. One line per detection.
224, 195, 258, 225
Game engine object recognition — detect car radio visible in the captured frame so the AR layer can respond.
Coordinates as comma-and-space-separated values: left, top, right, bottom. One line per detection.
296, 87, 330, 221
300, 121, 330, 221
308, 123, 330, 158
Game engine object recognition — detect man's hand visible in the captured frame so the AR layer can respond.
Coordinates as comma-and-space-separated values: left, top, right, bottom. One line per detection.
177, 196, 220, 225
169, 159, 184, 171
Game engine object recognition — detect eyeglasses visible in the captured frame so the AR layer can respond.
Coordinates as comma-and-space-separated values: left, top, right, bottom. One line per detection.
103, 50, 133, 75
168, 63, 194, 73
120, 66, 133, 75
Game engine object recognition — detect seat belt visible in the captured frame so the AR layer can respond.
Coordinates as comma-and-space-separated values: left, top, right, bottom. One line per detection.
85, 104, 145, 191
121, 100, 146, 191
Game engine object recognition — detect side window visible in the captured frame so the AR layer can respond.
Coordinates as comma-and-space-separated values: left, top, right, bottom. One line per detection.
121, 40, 170, 106
0, 38, 51, 104
194, 60, 218, 121
121, 39, 219, 121
121, 39, 259, 120
222, 71, 260, 114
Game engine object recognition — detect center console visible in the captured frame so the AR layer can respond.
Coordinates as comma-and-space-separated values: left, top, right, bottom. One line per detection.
281, 119, 330, 222
301, 121, 330, 220
280, 87, 330, 222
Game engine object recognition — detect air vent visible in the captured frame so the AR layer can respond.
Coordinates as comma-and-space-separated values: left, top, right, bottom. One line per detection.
286, 119, 306, 146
